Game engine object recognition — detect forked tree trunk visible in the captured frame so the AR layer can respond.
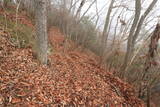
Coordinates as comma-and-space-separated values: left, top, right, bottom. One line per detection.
35, 0, 48, 65
122, 0, 158, 71
132, 0, 158, 46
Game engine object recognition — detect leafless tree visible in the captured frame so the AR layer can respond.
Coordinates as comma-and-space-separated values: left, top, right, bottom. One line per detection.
35, 0, 48, 64
78, 0, 96, 23
100, 0, 115, 62
122, 0, 158, 71
121, 0, 141, 71
75, 0, 86, 18
132, 0, 158, 46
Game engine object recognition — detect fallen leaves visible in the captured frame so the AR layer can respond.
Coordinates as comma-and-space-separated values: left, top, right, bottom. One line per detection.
0, 16, 144, 106
0, 95, 4, 105
11, 97, 21, 104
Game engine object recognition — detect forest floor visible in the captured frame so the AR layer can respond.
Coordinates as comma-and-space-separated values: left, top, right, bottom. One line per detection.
0, 7, 144, 106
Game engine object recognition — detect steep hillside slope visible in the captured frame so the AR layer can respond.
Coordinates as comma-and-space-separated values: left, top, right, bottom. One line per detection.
0, 8, 144, 106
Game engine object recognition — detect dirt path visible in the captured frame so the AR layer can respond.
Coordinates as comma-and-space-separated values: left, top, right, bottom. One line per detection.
47, 26, 144, 107
0, 7, 144, 106
48, 27, 65, 52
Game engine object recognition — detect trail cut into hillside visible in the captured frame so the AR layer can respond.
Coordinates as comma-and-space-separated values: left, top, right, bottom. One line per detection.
0, 8, 144, 107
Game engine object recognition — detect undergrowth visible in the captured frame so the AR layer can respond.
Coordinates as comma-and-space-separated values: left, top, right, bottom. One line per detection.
0, 8, 34, 48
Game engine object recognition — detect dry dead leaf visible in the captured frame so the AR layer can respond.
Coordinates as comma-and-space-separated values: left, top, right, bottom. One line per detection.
11, 97, 21, 104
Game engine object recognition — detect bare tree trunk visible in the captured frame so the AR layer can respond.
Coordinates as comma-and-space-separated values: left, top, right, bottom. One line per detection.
69, 0, 73, 12
132, 0, 158, 46
20, 0, 35, 17
69, 0, 79, 14
78, 0, 96, 23
94, 0, 99, 28
3, 0, 11, 7
140, 23, 160, 107
0, 0, 3, 9
75, 0, 86, 18
35, 0, 48, 65
62, 0, 66, 9
100, 0, 115, 62
121, 0, 141, 71
46, 0, 52, 28
122, 0, 158, 72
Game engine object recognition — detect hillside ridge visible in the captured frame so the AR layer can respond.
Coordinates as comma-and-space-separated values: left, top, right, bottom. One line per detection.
0, 8, 144, 106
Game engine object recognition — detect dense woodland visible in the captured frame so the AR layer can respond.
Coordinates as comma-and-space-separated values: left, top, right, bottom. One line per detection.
0, 0, 160, 107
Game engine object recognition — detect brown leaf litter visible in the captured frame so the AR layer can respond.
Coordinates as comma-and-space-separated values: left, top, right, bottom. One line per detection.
0, 8, 145, 107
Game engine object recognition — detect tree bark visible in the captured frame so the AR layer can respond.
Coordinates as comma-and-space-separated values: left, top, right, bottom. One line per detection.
122, 0, 158, 71
35, 0, 48, 65
100, 0, 114, 61
75, 0, 86, 18
132, 0, 158, 46
3, 0, 11, 7
0, 0, 3, 8
78, 0, 96, 23
121, 0, 141, 71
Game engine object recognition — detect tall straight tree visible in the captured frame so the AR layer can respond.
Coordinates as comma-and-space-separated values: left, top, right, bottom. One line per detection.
100, 0, 115, 62
75, 0, 86, 18
121, 0, 141, 71
35, 0, 48, 64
